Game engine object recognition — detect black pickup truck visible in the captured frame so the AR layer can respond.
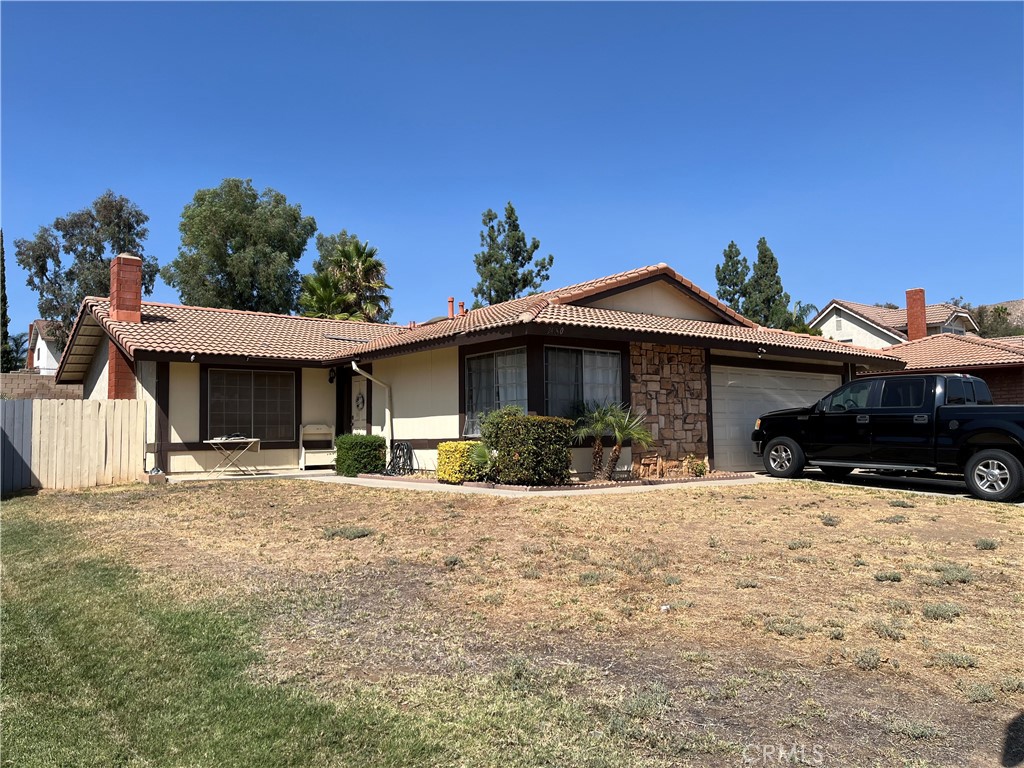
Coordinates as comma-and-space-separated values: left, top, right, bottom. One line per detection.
751, 373, 1024, 502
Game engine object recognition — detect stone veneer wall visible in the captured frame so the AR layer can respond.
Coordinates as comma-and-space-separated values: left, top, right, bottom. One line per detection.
629, 342, 708, 471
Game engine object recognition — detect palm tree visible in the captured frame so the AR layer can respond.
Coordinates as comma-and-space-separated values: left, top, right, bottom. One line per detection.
574, 403, 614, 479
602, 404, 655, 480
298, 272, 364, 320
9, 332, 27, 369
299, 238, 393, 323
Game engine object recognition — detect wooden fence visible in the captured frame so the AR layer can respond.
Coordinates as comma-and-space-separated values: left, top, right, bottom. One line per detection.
1, 399, 146, 496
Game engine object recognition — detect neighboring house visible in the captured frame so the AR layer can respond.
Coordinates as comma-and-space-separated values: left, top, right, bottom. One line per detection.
810, 289, 979, 349
28, 320, 62, 374
55, 255, 899, 476
871, 334, 1024, 404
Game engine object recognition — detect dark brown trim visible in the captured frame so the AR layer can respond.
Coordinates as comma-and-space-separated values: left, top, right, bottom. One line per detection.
147, 441, 298, 452
573, 274, 741, 326
704, 348, 715, 467
337, 366, 353, 435
136, 350, 327, 368
708, 354, 847, 377
199, 362, 302, 448
155, 361, 170, 472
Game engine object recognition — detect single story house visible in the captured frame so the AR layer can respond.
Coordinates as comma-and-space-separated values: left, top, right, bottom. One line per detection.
28, 320, 62, 374
870, 333, 1024, 404
56, 255, 900, 476
810, 289, 978, 349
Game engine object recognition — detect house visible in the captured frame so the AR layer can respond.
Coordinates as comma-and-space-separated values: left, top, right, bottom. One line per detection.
871, 334, 1024, 404
55, 254, 900, 476
810, 289, 979, 349
28, 320, 62, 374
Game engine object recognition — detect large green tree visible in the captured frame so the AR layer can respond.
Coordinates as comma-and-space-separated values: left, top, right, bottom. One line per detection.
471, 203, 553, 307
162, 179, 316, 314
14, 192, 157, 350
714, 241, 749, 312
742, 237, 791, 328
949, 297, 1024, 338
1, 229, 18, 372
299, 234, 393, 322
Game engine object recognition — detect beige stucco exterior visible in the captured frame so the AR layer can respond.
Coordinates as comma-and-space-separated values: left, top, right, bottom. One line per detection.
83, 343, 109, 400
369, 347, 460, 471
816, 308, 904, 349
588, 281, 722, 322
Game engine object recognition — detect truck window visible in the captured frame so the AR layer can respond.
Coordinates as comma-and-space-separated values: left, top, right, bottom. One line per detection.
972, 379, 994, 405
945, 378, 965, 404
826, 380, 875, 412
879, 378, 926, 408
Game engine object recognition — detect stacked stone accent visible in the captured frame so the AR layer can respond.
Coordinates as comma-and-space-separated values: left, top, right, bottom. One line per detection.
0, 370, 83, 400
629, 342, 708, 473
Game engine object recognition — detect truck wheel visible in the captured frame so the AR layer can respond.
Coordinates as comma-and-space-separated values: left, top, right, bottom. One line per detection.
964, 450, 1024, 502
763, 437, 805, 479
819, 466, 854, 480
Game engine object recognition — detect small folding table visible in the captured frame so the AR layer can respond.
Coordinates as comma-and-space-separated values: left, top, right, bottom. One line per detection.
203, 437, 261, 478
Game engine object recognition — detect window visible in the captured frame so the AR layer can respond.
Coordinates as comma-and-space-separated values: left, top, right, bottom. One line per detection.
879, 378, 926, 409
209, 369, 295, 441
545, 347, 622, 419
825, 380, 876, 412
464, 348, 527, 436
835, 310, 842, 331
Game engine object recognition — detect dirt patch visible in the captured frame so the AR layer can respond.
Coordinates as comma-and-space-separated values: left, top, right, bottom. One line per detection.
9, 478, 1022, 766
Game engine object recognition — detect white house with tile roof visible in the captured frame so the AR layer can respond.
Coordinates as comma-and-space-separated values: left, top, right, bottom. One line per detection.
810, 289, 978, 349
57, 255, 900, 476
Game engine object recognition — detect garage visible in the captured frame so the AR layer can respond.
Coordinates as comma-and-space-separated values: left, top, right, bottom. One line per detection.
711, 365, 843, 471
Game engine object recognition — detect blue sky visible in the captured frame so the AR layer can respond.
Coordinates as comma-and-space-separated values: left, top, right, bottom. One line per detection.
3, 2, 1022, 338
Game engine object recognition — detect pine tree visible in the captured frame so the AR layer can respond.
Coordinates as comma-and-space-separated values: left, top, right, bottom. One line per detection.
471, 202, 553, 307
714, 241, 749, 312
742, 237, 791, 328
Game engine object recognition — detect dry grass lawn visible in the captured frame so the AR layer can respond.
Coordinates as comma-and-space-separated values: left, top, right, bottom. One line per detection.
5, 478, 1022, 766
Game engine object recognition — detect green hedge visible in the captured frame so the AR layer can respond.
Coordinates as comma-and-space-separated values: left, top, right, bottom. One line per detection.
480, 406, 573, 486
436, 441, 481, 484
334, 434, 386, 477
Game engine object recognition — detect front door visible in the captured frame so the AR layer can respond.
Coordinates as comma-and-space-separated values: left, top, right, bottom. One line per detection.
351, 376, 368, 435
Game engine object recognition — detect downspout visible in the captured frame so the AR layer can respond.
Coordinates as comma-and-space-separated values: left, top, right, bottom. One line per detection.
351, 361, 393, 453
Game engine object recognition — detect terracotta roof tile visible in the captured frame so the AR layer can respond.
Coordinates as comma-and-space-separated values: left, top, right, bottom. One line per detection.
879, 333, 1024, 371
822, 299, 976, 337
85, 298, 405, 363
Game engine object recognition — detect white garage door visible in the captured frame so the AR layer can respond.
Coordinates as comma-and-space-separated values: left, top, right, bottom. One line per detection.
711, 366, 842, 472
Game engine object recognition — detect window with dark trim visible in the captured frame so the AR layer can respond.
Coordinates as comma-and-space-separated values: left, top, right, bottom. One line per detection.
544, 346, 622, 419
208, 369, 296, 441
464, 347, 527, 436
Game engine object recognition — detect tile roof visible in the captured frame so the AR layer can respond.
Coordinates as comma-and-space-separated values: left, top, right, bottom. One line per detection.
353, 288, 898, 362
816, 299, 976, 339
29, 319, 59, 342
57, 263, 899, 384
878, 333, 1024, 371
83, 297, 405, 363
989, 335, 1024, 350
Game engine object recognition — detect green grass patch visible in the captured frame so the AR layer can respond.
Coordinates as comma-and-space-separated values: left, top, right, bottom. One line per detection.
1, 516, 440, 768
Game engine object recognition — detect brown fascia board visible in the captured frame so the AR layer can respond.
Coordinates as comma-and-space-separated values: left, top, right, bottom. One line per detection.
340, 321, 898, 368
132, 350, 333, 368
54, 301, 108, 383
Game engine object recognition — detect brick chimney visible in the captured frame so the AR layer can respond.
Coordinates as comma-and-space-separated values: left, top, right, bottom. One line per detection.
109, 253, 142, 323
27, 323, 35, 369
458, 301, 465, 316
906, 288, 927, 341
107, 254, 141, 398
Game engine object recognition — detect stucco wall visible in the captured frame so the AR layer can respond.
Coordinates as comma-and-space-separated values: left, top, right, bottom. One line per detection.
33, 337, 60, 374
816, 309, 902, 349
83, 342, 109, 400
136, 361, 157, 471
169, 362, 200, 442
588, 281, 722, 322
371, 347, 460, 444
302, 367, 335, 428
629, 342, 708, 471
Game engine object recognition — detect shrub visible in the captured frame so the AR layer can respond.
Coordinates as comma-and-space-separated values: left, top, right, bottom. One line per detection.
929, 562, 974, 586
436, 441, 482, 484
855, 648, 881, 671
975, 538, 998, 551
821, 514, 841, 527
325, 526, 374, 540
922, 602, 963, 622
334, 434, 386, 477
683, 453, 707, 477
480, 406, 573, 486
934, 652, 977, 669
874, 571, 902, 583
